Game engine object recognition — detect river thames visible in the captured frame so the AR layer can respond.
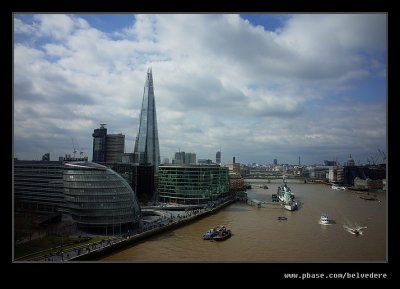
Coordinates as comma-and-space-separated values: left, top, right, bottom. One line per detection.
102, 179, 386, 262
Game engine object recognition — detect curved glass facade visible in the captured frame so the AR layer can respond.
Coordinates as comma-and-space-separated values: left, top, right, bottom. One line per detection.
63, 162, 141, 232
158, 165, 229, 204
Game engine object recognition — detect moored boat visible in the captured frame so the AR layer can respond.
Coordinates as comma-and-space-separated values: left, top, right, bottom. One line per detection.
277, 182, 298, 211
331, 184, 346, 190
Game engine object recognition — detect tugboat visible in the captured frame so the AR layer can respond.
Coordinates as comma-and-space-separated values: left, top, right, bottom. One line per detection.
213, 226, 231, 241
277, 181, 298, 211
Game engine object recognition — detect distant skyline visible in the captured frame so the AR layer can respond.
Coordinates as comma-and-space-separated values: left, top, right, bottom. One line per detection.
13, 14, 387, 165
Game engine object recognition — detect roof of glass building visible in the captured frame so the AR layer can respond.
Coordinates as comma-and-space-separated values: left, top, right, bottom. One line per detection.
64, 161, 106, 170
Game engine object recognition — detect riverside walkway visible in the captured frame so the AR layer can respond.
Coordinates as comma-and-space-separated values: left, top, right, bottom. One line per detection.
26, 197, 236, 262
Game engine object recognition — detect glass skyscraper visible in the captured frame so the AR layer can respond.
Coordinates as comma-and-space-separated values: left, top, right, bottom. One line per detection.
134, 68, 160, 172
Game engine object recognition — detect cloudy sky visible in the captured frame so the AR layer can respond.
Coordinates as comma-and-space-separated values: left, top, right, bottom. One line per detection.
13, 14, 387, 165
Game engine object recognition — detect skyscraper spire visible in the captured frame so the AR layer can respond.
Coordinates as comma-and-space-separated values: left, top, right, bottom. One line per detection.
134, 68, 160, 172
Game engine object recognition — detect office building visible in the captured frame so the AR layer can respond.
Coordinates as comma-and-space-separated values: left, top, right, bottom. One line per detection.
158, 164, 229, 204
14, 160, 65, 214
106, 133, 125, 163
174, 151, 185, 164
216, 151, 221, 164
185, 153, 196, 164
92, 124, 107, 163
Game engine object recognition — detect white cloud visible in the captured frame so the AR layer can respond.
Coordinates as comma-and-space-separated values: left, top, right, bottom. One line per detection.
13, 13, 387, 164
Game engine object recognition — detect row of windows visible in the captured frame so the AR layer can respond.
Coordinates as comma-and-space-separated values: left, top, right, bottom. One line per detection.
14, 186, 64, 193
63, 181, 128, 189
159, 182, 228, 187
65, 194, 132, 203
64, 187, 132, 195
68, 202, 135, 210
159, 187, 228, 194
63, 174, 121, 182
14, 169, 63, 175
63, 170, 107, 175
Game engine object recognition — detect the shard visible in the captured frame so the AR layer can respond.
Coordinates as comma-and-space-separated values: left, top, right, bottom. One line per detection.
134, 68, 160, 172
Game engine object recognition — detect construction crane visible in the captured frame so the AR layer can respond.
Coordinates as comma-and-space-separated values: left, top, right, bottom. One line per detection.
377, 148, 386, 164
71, 138, 77, 158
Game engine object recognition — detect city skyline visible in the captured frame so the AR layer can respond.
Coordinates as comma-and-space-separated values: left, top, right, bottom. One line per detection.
13, 14, 387, 165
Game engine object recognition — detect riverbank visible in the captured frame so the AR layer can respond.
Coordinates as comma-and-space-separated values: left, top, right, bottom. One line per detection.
70, 197, 236, 261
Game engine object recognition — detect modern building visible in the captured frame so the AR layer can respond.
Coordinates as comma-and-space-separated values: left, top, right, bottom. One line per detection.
174, 151, 185, 164
185, 153, 196, 165
63, 161, 141, 233
92, 124, 107, 163
122, 153, 135, 164
106, 133, 125, 163
324, 160, 337, 166
328, 166, 344, 183
226, 157, 240, 174
134, 68, 160, 172
14, 160, 65, 214
216, 151, 221, 164
42, 153, 50, 161
198, 159, 213, 165
158, 165, 229, 204
306, 166, 329, 180
273, 159, 278, 165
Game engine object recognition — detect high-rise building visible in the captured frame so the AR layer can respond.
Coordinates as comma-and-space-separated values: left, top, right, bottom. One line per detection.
134, 68, 160, 172
185, 153, 196, 164
106, 133, 125, 163
273, 159, 278, 165
92, 124, 107, 162
216, 151, 221, 164
175, 151, 185, 164
42, 153, 50, 161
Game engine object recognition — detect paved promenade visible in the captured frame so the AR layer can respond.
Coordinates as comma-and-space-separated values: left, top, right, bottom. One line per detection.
25, 197, 235, 262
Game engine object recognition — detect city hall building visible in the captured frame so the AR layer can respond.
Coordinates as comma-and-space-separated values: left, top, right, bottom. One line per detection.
63, 161, 141, 233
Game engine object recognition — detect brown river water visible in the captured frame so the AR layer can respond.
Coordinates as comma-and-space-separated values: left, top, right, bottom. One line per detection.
102, 179, 386, 262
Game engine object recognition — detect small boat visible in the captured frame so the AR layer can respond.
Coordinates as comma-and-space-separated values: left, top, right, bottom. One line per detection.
319, 213, 333, 225
277, 216, 287, 221
202, 228, 216, 240
213, 229, 231, 241
203, 225, 231, 241
331, 184, 346, 190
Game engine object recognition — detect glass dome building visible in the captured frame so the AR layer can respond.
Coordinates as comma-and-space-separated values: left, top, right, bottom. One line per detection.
63, 161, 141, 233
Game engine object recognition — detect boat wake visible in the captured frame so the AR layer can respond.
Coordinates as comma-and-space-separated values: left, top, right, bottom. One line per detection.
343, 222, 367, 235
